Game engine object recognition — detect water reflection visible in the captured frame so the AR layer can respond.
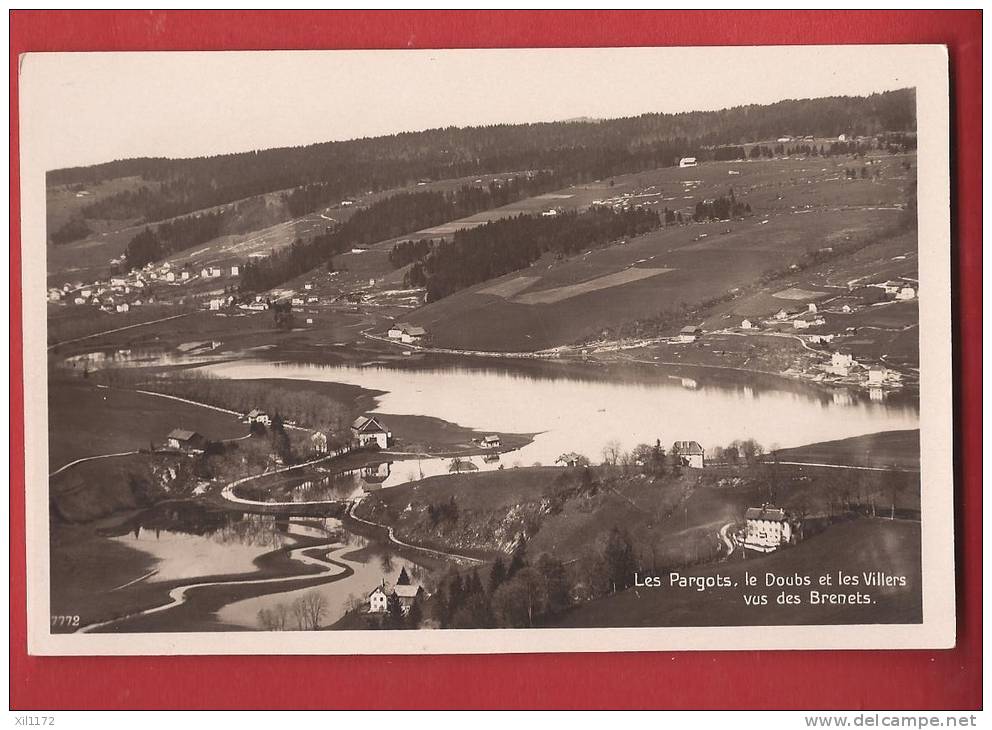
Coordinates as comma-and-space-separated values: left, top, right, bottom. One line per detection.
105, 503, 304, 583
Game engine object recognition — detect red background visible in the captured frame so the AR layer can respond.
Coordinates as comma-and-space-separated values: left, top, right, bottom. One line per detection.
9, 10, 982, 710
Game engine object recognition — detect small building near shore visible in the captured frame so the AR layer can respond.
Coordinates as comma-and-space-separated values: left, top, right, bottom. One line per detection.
352, 415, 391, 449
829, 351, 855, 376
167, 429, 205, 453
678, 157, 697, 168
482, 434, 501, 450
672, 440, 705, 468
677, 325, 703, 343
741, 318, 754, 330
867, 366, 887, 385
744, 505, 793, 553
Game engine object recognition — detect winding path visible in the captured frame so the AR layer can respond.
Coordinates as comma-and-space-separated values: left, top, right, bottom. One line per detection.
346, 499, 483, 566
50, 450, 140, 478
48, 312, 193, 350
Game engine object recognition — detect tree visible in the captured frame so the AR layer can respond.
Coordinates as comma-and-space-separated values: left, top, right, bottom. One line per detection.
396, 566, 411, 585
603, 527, 637, 593
492, 579, 531, 628
488, 556, 507, 594
406, 596, 423, 629
269, 413, 293, 464
292, 591, 327, 630
385, 591, 405, 629
536, 554, 571, 615
602, 440, 622, 468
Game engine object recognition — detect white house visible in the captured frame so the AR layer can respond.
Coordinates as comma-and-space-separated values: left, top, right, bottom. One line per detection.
672, 441, 705, 469
482, 434, 501, 450
793, 318, 810, 330
829, 351, 854, 376
209, 298, 224, 311
741, 319, 754, 330
116, 303, 130, 313
808, 302, 818, 313
165, 272, 177, 283
351, 415, 391, 449
896, 286, 916, 300
678, 157, 697, 168
744, 505, 793, 553
245, 409, 272, 427
400, 325, 428, 345
230, 265, 240, 277
110, 277, 127, 287
367, 571, 424, 616
181, 271, 190, 281
867, 366, 887, 385
304, 282, 313, 290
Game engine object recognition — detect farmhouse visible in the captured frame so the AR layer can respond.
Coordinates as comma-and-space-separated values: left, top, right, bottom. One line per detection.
388, 322, 410, 339
482, 434, 501, 450
678, 157, 697, 168
367, 570, 424, 615
672, 441, 705, 468
400, 325, 429, 345
230, 265, 240, 277
740, 319, 754, 330
166, 429, 205, 453
352, 415, 391, 449
245, 409, 272, 426
744, 505, 793, 553
677, 326, 702, 343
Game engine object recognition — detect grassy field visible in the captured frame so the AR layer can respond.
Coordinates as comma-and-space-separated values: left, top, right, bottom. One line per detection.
773, 429, 920, 470
48, 380, 248, 470
355, 459, 920, 566
396, 155, 914, 352
553, 517, 921, 627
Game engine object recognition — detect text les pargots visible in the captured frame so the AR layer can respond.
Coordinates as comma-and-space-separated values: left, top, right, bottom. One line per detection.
668, 573, 733, 592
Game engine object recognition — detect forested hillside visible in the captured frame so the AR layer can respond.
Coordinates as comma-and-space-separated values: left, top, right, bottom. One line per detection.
49, 89, 916, 228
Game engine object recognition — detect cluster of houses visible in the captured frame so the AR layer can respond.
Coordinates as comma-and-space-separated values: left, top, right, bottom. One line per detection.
50, 258, 245, 314
386, 322, 430, 345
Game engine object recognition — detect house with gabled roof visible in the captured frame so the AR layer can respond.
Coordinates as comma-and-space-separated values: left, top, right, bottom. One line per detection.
672, 440, 705, 468
167, 429, 205, 453
351, 415, 391, 449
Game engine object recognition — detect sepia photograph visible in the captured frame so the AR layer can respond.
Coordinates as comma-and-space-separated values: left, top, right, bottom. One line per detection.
19, 44, 954, 655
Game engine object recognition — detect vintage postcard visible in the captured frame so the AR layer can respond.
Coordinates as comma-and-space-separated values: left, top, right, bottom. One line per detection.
20, 45, 953, 655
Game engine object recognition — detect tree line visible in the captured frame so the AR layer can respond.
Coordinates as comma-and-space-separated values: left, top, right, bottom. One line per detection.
123, 209, 225, 269
405, 206, 662, 302
236, 175, 555, 292
48, 89, 916, 228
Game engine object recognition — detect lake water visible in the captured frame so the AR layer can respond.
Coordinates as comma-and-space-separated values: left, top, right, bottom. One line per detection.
202, 356, 920, 468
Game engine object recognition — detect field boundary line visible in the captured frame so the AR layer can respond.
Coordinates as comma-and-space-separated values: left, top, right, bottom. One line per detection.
48, 312, 193, 350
